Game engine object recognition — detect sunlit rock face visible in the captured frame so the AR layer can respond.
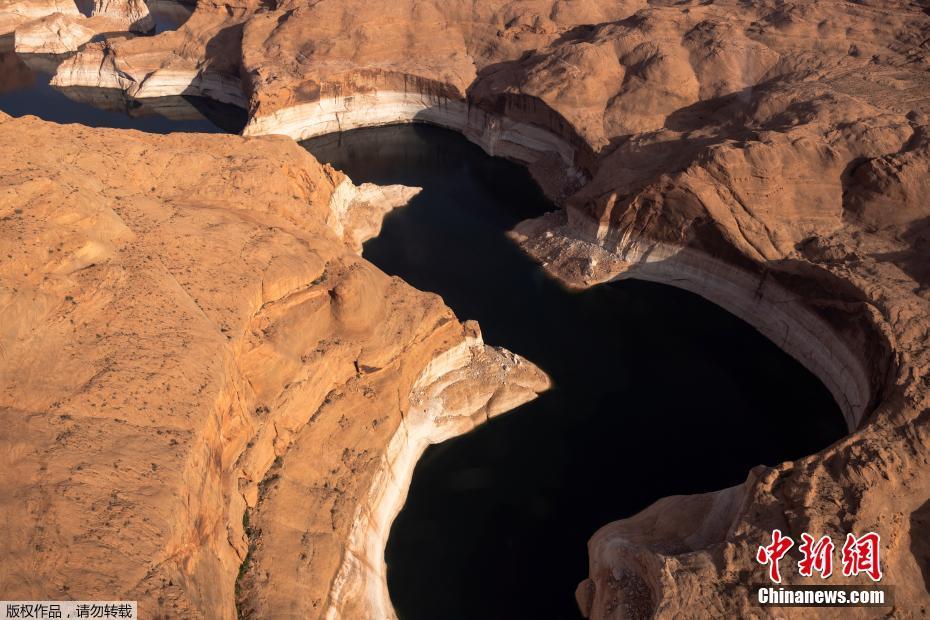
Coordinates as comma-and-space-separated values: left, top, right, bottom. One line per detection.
1, 0, 153, 40
0, 0, 83, 36
0, 112, 547, 618
13, 13, 96, 53
1, 0, 929, 618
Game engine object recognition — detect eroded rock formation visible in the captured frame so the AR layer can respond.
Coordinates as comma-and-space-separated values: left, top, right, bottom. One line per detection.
0, 0, 82, 36
13, 12, 95, 53
1, 0, 153, 54
0, 113, 547, 617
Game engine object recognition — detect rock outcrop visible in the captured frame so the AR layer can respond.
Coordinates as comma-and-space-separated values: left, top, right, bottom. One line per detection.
499, 2, 930, 616
0, 0, 82, 36
0, 113, 547, 618
13, 12, 96, 53
326, 179, 422, 253
1, 0, 153, 51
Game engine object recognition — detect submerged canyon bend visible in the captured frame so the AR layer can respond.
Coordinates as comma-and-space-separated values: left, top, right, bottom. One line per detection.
304, 125, 846, 619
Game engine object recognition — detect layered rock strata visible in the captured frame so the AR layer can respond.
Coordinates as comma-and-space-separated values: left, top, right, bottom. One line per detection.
495, 2, 930, 612
513, 205, 929, 616
44, 0, 636, 196
237, 325, 546, 619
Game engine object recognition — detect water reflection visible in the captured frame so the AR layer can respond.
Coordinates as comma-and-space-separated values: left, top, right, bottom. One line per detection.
0, 47, 244, 132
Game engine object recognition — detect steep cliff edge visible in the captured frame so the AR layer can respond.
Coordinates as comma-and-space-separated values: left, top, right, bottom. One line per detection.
497, 4, 930, 615
0, 113, 548, 618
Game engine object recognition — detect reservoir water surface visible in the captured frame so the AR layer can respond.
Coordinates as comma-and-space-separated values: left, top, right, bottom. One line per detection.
0, 25, 244, 133
303, 125, 848, 620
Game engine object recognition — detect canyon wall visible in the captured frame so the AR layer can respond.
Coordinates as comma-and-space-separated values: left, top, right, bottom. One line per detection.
500, 4, 930, 614
0, 113, 547, 618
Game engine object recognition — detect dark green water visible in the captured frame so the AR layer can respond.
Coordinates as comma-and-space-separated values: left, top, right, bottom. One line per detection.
304, 124, 847, 620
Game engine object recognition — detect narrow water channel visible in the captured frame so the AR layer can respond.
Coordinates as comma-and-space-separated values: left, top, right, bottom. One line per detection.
0, 50, 244, 132
0, 7, 245, 134
303, 125, 848, 620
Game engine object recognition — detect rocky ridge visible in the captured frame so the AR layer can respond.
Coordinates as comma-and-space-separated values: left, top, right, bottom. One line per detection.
0, 114, 547, 618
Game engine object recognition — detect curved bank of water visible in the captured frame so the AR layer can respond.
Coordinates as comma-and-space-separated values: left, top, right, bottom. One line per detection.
0, 44, 244, 132
302, 124, 848, 620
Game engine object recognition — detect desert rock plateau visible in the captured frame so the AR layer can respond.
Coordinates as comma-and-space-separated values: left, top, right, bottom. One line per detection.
1, 0, 929, 618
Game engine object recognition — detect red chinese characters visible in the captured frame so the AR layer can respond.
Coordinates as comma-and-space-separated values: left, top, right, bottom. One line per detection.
756, 529, 794, 583
755, 530, 883, 583
798, 533, 834, 578
841, 532, 883, 582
